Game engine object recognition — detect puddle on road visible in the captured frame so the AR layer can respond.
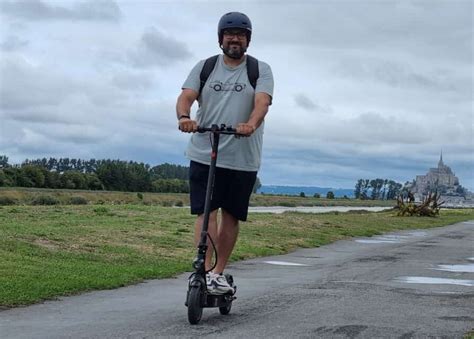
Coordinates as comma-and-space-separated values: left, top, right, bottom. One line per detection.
356, 235, 407, 244
356, 239, 400, 244
407, 231, 427, 237
394, 276, 474, 287
434, 264, 474, 273
355, 232, 427, 244
263, 261, 309, 266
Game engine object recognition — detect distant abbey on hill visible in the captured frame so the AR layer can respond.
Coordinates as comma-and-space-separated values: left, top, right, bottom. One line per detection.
408, 153, 472, 206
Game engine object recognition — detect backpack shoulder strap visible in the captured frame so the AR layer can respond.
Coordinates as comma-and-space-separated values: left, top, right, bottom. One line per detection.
246, 55, 259, 90
199, 55, 219, 97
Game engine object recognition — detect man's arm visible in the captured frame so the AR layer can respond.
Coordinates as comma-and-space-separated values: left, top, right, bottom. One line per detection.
237, 92, 272, 136
176, 89, 199, 132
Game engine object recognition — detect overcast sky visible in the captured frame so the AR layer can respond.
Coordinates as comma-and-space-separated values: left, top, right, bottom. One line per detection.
0, 0, 472, 190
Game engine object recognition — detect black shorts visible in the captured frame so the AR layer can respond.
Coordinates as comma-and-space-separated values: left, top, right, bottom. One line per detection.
189, 161, 257, 221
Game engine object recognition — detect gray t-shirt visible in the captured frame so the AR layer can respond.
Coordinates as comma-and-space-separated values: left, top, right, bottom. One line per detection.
182, 54, 274, 172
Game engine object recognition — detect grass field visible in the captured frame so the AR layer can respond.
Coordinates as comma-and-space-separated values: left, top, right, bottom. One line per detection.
0, 187, 395, 207
1, 203, 473, 308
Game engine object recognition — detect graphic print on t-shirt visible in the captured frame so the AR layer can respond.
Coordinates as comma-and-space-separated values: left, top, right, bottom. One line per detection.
209, 81, 246, 92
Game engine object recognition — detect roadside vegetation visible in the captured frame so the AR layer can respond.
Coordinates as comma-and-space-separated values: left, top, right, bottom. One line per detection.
1, 203, 472, 308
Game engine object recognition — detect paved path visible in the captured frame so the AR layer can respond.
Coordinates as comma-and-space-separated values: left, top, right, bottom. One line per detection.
1, 221, 473, 338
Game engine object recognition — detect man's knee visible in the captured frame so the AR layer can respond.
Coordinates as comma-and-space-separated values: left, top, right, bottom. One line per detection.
221, 209, 239, 226
197, 209, 219, 222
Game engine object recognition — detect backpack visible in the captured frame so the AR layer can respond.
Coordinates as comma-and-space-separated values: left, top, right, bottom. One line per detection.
198, 54, 259, 98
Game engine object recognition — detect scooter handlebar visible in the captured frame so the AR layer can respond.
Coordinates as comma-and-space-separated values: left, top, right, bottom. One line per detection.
196, 124, 241, 135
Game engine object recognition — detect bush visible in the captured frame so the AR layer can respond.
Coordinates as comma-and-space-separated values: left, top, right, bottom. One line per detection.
31, 195, 60, 205
70, 196, 88, 205
175, 200, 184, 207
161, 200, 173, 207
137, 192, 144, 200
93, 206, 109, 215
0, 196, 17, 205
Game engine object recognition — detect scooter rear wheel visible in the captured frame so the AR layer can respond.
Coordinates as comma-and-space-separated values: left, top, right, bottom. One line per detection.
219, 303, 232, 315
187, 285, 203, 324
219, 273, 234, 315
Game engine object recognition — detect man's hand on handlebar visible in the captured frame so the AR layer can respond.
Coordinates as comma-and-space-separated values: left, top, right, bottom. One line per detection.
236, 123, 256, 137
178, 117, 198, 133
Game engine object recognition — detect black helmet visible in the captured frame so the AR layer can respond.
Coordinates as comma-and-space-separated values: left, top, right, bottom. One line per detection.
218, 12, 252, 45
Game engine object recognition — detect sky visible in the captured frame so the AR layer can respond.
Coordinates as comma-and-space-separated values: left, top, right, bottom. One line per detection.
0, 0, 472, 190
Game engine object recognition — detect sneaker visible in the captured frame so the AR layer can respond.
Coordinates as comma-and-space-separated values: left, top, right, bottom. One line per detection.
208, 273, 234, 295
206, 272, 218, 293
206, 272, 214, 288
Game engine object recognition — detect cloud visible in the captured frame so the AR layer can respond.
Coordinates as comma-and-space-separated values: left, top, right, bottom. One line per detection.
0, 55, 142, 113
294, 93, 333, 113
127, 27, 193, 68
0, 0, 122, 22
254, 1, 471, 63
0, 35, 29, 51
334, 57, 468, 94
0, 56, 71, 110
111, 71, 155, 91
294, 93, 316, 111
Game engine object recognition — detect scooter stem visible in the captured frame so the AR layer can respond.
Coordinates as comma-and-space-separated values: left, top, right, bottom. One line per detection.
194, 125, 220, 273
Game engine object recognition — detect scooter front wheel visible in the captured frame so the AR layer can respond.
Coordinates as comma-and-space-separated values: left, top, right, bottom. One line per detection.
187, 284, 203, 324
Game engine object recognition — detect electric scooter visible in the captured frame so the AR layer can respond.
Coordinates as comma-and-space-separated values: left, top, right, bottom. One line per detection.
185, 124, 241, 325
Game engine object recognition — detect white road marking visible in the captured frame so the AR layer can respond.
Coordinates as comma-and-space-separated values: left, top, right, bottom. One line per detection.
434, 264, 474, 273
394, 276, 474, 287
263, 261, 309, 266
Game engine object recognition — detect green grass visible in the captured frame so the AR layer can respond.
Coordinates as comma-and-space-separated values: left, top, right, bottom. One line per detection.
0, 204, 473, 307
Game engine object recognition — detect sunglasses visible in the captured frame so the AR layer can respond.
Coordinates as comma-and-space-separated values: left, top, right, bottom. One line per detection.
223, 30, 247, 39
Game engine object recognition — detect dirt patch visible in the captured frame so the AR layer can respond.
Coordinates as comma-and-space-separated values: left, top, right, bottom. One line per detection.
33, 238, 60, 250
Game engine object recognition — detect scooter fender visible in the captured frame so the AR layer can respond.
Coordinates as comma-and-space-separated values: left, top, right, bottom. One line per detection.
189, 274, 206, 288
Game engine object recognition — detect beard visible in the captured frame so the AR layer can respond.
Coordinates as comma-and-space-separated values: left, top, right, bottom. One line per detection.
222, 43, 247, 59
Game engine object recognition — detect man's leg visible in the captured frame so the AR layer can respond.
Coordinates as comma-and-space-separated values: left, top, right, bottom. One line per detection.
213, 209, 239, 274
194, 209, 218, 271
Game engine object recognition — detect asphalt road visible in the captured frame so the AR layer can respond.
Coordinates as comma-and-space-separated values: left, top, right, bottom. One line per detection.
1, 220, 473, 338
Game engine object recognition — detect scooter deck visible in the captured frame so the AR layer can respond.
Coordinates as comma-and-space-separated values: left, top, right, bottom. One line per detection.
184, 283, 237, 308
204, 292, 236, 308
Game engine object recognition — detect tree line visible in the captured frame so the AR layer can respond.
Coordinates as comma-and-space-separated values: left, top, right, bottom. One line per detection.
0, 155, 261, 194
0, 155, 190, 193
354, 178, 403, 200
